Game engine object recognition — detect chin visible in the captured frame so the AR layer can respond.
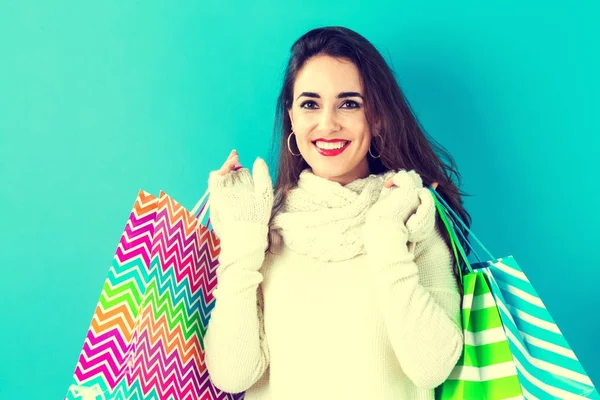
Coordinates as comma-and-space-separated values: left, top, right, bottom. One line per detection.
309, 163, 360, 183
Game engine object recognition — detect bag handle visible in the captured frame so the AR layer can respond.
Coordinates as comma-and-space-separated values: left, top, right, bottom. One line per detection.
429, 187, 472, 286
427, 187, 498, 266
191, 188, 211, 224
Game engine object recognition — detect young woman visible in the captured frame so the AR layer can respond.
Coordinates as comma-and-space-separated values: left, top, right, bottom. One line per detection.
204, 26, 472, 400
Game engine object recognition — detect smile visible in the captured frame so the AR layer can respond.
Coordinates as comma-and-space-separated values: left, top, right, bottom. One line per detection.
312, 140, 351, 157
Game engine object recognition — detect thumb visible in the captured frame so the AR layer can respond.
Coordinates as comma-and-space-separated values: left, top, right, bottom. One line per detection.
252, 157, 273, 197
406, 189, 436, 242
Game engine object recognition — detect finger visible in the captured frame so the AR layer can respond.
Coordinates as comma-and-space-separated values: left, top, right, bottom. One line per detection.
209, 152, 240, 189
227, 153, 238, 166
219, 154, 239, 176
219, 155, 233, 171
223, 149, 236, 164
231, 152, 243, 171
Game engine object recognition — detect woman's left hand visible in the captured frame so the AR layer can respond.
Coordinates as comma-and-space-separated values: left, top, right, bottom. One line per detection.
364, 169, 438, 246
366, 170, 426, 226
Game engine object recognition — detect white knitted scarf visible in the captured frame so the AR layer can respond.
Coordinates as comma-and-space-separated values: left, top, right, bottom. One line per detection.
271, 168, 396, 262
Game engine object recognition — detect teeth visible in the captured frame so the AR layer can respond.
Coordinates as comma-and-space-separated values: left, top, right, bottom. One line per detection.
315, 141, 348, 150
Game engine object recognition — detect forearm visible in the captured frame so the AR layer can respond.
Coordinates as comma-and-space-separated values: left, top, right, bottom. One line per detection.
204, 223, 270, 393
364, 223, 463, 389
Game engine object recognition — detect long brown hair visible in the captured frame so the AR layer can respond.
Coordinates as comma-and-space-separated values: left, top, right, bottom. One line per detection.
264, 26, 473, 288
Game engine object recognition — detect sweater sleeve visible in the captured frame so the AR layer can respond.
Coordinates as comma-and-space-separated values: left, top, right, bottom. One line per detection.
203, 222, 271, 394
363, 218, 463, 390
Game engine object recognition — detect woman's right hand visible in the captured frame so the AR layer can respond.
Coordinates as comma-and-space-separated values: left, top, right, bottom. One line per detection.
208, 150, 275, 239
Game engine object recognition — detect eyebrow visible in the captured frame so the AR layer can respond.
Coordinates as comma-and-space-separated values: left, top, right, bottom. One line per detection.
295, 91, 364, 101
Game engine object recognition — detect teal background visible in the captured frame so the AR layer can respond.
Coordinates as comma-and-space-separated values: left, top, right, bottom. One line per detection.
1, 1, 598, 398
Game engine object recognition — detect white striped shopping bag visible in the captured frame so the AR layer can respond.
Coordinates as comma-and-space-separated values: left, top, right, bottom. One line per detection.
430, 187, 599, 399
432, 188, 523, 399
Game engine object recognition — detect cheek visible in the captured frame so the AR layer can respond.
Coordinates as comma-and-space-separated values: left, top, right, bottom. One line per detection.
355, 139, 371, 155
293, 133, 313, 153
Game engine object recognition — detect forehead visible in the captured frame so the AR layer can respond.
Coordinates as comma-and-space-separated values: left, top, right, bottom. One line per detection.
294, 55, 363, 95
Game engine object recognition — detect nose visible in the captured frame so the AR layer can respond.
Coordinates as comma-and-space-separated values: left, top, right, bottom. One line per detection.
317, 107, 341, 133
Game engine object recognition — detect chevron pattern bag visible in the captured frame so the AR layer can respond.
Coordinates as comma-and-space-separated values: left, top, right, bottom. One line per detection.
65, 189, 244, 400
430, 187, 599, 399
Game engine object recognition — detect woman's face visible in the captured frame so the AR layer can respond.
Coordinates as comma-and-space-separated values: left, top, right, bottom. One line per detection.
288, 55, 376, 185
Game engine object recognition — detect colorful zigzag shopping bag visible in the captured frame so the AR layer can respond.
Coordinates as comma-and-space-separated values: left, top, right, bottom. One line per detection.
430, 187, 599, 399
65, 188, 244, 400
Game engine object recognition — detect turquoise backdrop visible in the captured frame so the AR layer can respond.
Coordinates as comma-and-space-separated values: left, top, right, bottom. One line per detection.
1, 1, 598, 398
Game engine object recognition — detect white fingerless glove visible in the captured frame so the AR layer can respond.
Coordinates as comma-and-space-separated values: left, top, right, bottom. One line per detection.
362, 170, 436, 261
207, 157, 274, 251
365, 170, 424, 228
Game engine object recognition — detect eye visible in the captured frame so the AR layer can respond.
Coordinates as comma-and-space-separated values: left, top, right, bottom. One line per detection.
300, 100, 317, 109
342, 100, 361, 109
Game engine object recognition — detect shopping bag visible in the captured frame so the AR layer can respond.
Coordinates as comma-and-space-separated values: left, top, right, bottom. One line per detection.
65, 188, 245, 400
431, 187, 599, 399
432, 190, 523, 400
65, 190, 159, 400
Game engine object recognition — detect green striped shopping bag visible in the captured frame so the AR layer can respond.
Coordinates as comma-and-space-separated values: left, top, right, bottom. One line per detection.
430, 187, 599, 399
432, 189, 523, 399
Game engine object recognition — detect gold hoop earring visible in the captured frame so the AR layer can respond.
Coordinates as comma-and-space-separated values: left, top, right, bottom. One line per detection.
369, 134, 384, 159
287, 131, 301, 157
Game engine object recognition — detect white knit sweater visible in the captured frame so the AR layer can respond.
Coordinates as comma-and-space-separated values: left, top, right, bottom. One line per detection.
204, 168, 464, 399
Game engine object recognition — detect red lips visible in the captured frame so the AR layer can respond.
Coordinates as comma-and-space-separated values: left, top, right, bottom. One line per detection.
313, 140, 351, 157
312, 138, 349, 143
